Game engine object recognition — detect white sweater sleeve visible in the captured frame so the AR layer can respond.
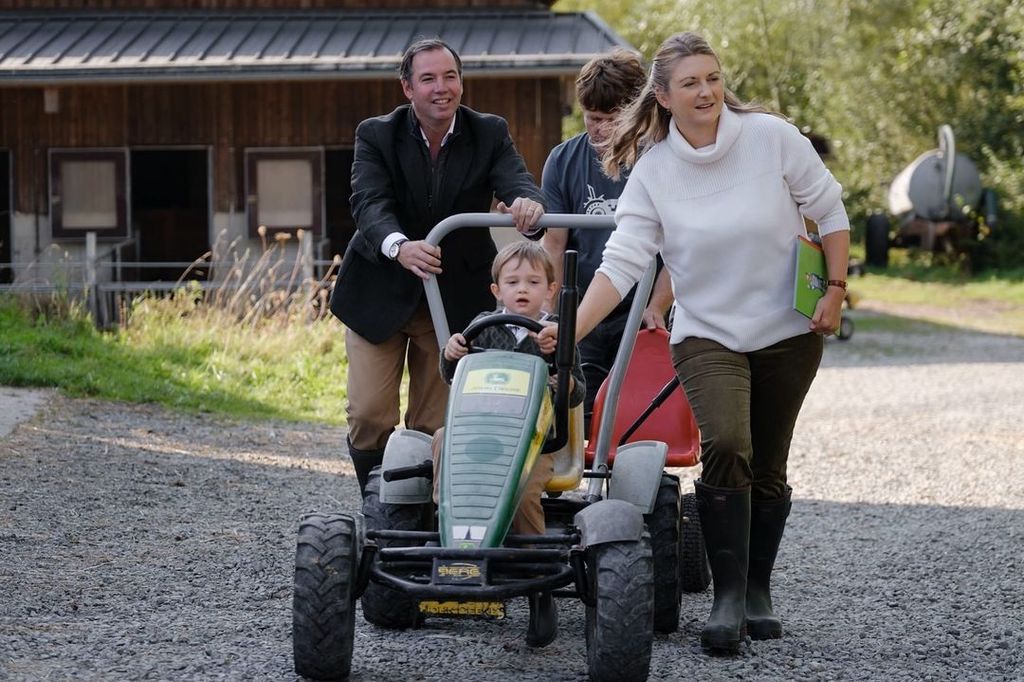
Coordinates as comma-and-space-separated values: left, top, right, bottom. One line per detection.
781, 125, 849, 235
598, 171, 663, 299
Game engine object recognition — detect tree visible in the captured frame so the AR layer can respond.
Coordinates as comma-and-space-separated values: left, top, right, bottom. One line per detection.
555, 0, 1024, 265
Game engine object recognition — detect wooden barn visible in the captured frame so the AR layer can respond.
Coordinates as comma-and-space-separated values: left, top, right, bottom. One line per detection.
0, 0, 630, 289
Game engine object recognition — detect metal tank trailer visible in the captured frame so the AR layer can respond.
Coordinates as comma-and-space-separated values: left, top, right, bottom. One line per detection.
865, 125, 998, 267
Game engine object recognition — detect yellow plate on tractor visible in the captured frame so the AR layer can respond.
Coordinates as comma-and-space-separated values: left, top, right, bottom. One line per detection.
418, 600, 506, 619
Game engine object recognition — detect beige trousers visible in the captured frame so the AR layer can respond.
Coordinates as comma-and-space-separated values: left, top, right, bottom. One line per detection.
345, 303, 449, 451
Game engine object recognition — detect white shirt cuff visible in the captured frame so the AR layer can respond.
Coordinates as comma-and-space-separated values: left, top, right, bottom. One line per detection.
381, 232, 407, 258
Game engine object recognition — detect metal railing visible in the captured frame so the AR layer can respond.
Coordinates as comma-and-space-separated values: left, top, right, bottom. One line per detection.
0, 230, 335, 327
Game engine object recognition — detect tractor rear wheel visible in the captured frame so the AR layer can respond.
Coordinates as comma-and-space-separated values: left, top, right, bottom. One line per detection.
680, 492, 711, 593
360, 468, 427, 629
645, 474, 682, 633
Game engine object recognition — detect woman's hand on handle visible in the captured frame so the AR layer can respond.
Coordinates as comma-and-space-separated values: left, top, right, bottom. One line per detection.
537, 272, 625, 348
533, 322, 558, 355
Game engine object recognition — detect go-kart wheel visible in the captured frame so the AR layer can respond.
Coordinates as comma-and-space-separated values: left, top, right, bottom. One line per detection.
361, 468, 427, 629
644, 474, 682, 633
293, 513, 357, 680
837, 316, 854, 341
679, 492, 711, 593
584, 536, 654, 682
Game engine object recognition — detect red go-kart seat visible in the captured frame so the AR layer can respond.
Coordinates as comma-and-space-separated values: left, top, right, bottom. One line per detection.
585, 328, 700, 468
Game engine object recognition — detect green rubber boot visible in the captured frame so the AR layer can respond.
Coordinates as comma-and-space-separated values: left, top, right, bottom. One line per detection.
746, 487, 792, 640
695, 479, 750, 654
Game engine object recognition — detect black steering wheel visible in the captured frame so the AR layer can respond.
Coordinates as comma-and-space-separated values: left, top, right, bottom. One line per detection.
460, 313, 556, 371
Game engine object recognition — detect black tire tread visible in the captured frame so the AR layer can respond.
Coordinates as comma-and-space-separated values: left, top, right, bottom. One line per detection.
680, 492, 712, 593
865, 213, 890, 267
837, 316, 855, 341
360, 468, 424, 629
293, 513, 357, 681
644, 474, 682, 633
585, 539, 655, 682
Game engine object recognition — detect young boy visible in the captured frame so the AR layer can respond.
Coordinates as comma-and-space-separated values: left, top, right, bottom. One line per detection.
433, 240, 585, 534
430, 241, 584, 647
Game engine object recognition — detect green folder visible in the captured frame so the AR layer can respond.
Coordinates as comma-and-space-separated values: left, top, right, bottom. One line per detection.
793, 235, 826, 318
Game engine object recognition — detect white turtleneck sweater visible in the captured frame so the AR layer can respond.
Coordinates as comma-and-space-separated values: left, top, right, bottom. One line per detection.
599, 106, 850, 352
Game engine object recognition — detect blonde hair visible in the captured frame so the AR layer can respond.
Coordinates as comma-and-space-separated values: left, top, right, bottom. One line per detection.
601, 32, 777, 179
491, 241, 555, 284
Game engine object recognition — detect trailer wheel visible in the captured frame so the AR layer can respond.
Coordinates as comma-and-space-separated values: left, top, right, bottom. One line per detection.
293, 513, 357, 680
865, 214, 890, 267
361, 468, 425, 629
584, 537, 654, 682
644, 474, 682, 633
679, 492, 711, 593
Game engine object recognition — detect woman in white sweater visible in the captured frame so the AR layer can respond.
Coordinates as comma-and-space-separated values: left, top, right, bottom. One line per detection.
542, 32, 850, 654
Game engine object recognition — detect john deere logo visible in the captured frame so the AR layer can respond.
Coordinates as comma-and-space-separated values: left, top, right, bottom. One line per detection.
485, 372, 509, 385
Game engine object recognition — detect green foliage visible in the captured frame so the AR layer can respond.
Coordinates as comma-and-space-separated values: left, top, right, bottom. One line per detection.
554, 0, 1024, 269
0, 294, 350, 425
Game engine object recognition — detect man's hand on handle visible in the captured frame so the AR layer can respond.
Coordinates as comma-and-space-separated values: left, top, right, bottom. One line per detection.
396, 240, 442, 281
496, 197, 545, 234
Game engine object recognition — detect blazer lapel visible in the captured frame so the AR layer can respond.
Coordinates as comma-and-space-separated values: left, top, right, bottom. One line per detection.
396, 119, 432, 230
432, 111, 473, 219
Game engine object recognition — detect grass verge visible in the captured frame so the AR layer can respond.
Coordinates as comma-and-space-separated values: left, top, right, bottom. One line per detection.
0, 295, 350, 425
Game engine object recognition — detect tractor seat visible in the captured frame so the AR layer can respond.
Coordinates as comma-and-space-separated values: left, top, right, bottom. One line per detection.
545, 403, 585, 492
585, 328, 700, 468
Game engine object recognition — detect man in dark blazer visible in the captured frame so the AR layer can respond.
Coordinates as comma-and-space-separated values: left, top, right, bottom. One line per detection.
331, 38, 546, 494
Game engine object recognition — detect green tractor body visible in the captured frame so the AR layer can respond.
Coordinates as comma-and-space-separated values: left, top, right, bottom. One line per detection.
439, 351, 553, 549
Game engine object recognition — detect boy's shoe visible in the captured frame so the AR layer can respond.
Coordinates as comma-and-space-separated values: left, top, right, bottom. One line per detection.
525, 592, 558, 647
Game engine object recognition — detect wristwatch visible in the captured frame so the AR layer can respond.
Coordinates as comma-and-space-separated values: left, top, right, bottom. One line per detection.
387, 238, 408, 261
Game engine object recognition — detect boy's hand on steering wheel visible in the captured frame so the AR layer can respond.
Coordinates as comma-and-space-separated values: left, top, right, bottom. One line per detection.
547, 374, 575, 393
444, 333, 468, 361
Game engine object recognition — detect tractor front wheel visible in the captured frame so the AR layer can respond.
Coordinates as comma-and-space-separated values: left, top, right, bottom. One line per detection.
584, 537, 654, 682
293, 513, 357, 680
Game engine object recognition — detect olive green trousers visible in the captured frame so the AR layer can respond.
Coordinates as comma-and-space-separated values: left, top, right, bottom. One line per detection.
671, 333, 823, 501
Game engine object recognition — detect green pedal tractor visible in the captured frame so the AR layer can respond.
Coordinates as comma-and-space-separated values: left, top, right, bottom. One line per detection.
292, 214, 709, 682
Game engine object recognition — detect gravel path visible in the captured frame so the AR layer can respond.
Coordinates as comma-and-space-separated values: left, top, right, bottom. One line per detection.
2, 310, 1023, 681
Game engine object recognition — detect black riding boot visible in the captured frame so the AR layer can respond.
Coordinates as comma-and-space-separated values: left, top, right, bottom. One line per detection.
348, 437, 384, 497
695, 479, 750, 654
746, 487, 792, 640
525, 592, 558, 647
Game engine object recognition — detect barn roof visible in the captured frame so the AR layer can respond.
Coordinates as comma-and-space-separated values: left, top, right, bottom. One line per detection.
0, 9, 631, 84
